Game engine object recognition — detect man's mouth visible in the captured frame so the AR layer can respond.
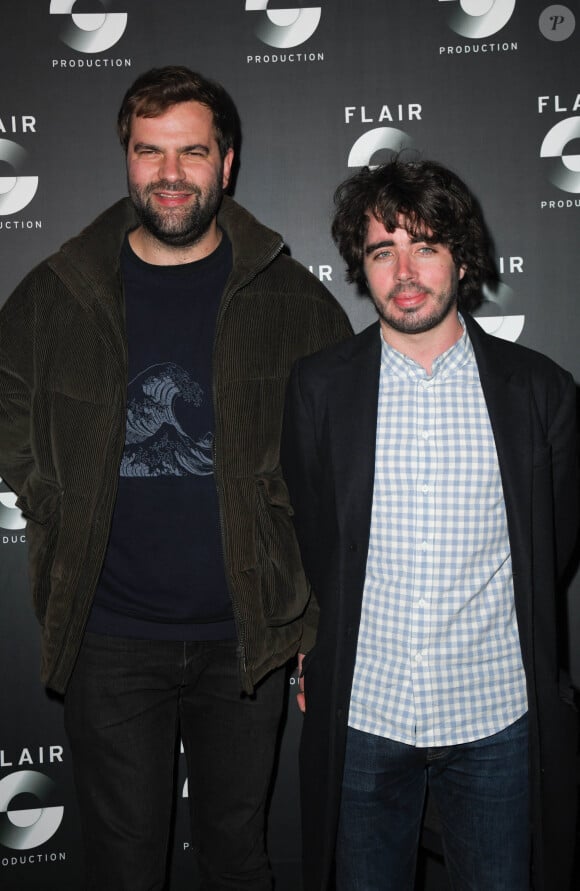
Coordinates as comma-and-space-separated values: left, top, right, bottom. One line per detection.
154, 190, 192, 206
391, 289, 428, 309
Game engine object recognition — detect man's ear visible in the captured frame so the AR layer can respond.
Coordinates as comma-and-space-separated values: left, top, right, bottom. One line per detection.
222, 148, 234, 190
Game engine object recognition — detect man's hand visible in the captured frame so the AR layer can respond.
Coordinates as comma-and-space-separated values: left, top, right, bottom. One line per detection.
296, 652, 306, 713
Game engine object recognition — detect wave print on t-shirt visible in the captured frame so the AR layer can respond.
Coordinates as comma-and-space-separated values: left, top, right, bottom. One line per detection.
121, 362, 214, 477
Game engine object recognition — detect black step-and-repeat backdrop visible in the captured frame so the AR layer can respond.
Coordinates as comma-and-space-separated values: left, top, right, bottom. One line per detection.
1, 2, 579, 888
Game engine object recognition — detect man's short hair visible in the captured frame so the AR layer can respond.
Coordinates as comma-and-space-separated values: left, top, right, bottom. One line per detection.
331, 157, 497, 312
117, 66, 239, 160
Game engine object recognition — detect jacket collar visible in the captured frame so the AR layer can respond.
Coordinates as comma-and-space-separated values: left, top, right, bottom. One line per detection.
464, 311, 523, 385
47, 193, 284, 315
45, 194, 284, 378
48, 197, 138, 318
218, 194, 283, 291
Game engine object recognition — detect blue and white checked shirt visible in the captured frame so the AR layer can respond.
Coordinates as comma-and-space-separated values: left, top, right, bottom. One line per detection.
348, 320, 528, 747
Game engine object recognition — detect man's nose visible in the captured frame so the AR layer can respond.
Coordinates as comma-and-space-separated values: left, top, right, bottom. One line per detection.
395, 251, 416, 281
159, 153, 184, 182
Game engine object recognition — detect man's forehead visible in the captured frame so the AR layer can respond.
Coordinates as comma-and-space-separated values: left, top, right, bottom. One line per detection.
364, 211, 435, 242
130, 101, 215, 135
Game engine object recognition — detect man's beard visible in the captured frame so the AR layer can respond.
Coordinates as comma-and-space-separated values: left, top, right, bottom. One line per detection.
372, 275, 459, 336
129, 173, 223, 248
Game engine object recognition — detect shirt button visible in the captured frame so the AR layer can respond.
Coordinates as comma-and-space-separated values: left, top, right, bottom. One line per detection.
422, 484, 430, 494
415, 652, 423, 663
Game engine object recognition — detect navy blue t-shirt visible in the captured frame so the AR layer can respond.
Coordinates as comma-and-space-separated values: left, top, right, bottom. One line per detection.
88, 233, 236, 640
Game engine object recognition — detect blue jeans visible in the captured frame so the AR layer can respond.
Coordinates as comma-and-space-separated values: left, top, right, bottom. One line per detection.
336, 714, 529, 891
64, 633, 285, 890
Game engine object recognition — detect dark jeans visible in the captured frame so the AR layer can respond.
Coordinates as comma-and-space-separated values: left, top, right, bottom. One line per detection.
64, 633, 285, 891
336, 714, 529, 891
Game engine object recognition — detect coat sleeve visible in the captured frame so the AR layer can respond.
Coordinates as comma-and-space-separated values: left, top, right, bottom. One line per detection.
0, 280, 37, 497
281, 281, 351, 652
281, 359, 325, 653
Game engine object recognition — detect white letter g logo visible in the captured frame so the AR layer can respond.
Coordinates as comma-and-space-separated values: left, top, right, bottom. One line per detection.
0, 141, 38, 216
440, 0, 516, 38
245, 1, 321, 48
50, 0, 128, 53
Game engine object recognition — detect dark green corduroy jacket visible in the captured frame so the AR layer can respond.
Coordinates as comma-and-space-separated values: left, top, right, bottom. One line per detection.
0, 195, 352, 694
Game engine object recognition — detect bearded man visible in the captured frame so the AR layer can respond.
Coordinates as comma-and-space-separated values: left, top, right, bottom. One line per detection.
282, 158, 578, 891
0, 66, 351, 890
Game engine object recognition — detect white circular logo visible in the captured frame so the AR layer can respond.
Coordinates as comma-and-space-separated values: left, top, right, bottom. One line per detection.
0, 771, 64, 850
540, 117, 580, 193
0, 140, 38, 215
476, 284, 525, 342
0, 486, 26, 531
50, 0, 128, 53
245, 1, 321, 48
440, 0, 516, 38
347, 128, 414, 168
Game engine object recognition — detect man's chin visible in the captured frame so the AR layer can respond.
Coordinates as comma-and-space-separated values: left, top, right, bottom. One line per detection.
145, 225, 211, 248
137, 210, 213, 248
377, 295, 457, 336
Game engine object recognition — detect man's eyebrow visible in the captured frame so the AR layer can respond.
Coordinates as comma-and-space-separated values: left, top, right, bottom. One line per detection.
132, 142, 158, 152
365, 239, 394, 255
365, 234, 439, 255
132, 142, 210, 154
179, 143, 210, 154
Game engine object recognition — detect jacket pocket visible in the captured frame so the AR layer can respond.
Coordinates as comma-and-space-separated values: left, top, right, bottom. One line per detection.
17, 476, 62, 622
255, 470, 310, 625
16, 475, 62, 524
27, 505, 62, 624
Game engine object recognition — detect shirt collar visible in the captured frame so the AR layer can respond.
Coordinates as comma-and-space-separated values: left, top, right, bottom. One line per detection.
379, 314, 474, 381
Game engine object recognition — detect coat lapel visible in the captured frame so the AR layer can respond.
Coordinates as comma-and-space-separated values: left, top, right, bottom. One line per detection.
328, 323, 381, 543
465, 315, 533, 583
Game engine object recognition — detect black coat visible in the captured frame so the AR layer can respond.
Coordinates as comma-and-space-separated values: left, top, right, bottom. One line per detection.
282, 314, 579, 890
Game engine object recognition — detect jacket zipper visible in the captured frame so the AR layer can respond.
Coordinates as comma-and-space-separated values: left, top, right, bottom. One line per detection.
212, 239, 284, 682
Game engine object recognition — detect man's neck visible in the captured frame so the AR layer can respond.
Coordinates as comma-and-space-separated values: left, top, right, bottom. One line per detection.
128, 221, 222, 266
380, 312, 463, 375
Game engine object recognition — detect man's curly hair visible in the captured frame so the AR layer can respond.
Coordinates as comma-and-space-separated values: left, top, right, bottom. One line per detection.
331, 157, 497, 312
